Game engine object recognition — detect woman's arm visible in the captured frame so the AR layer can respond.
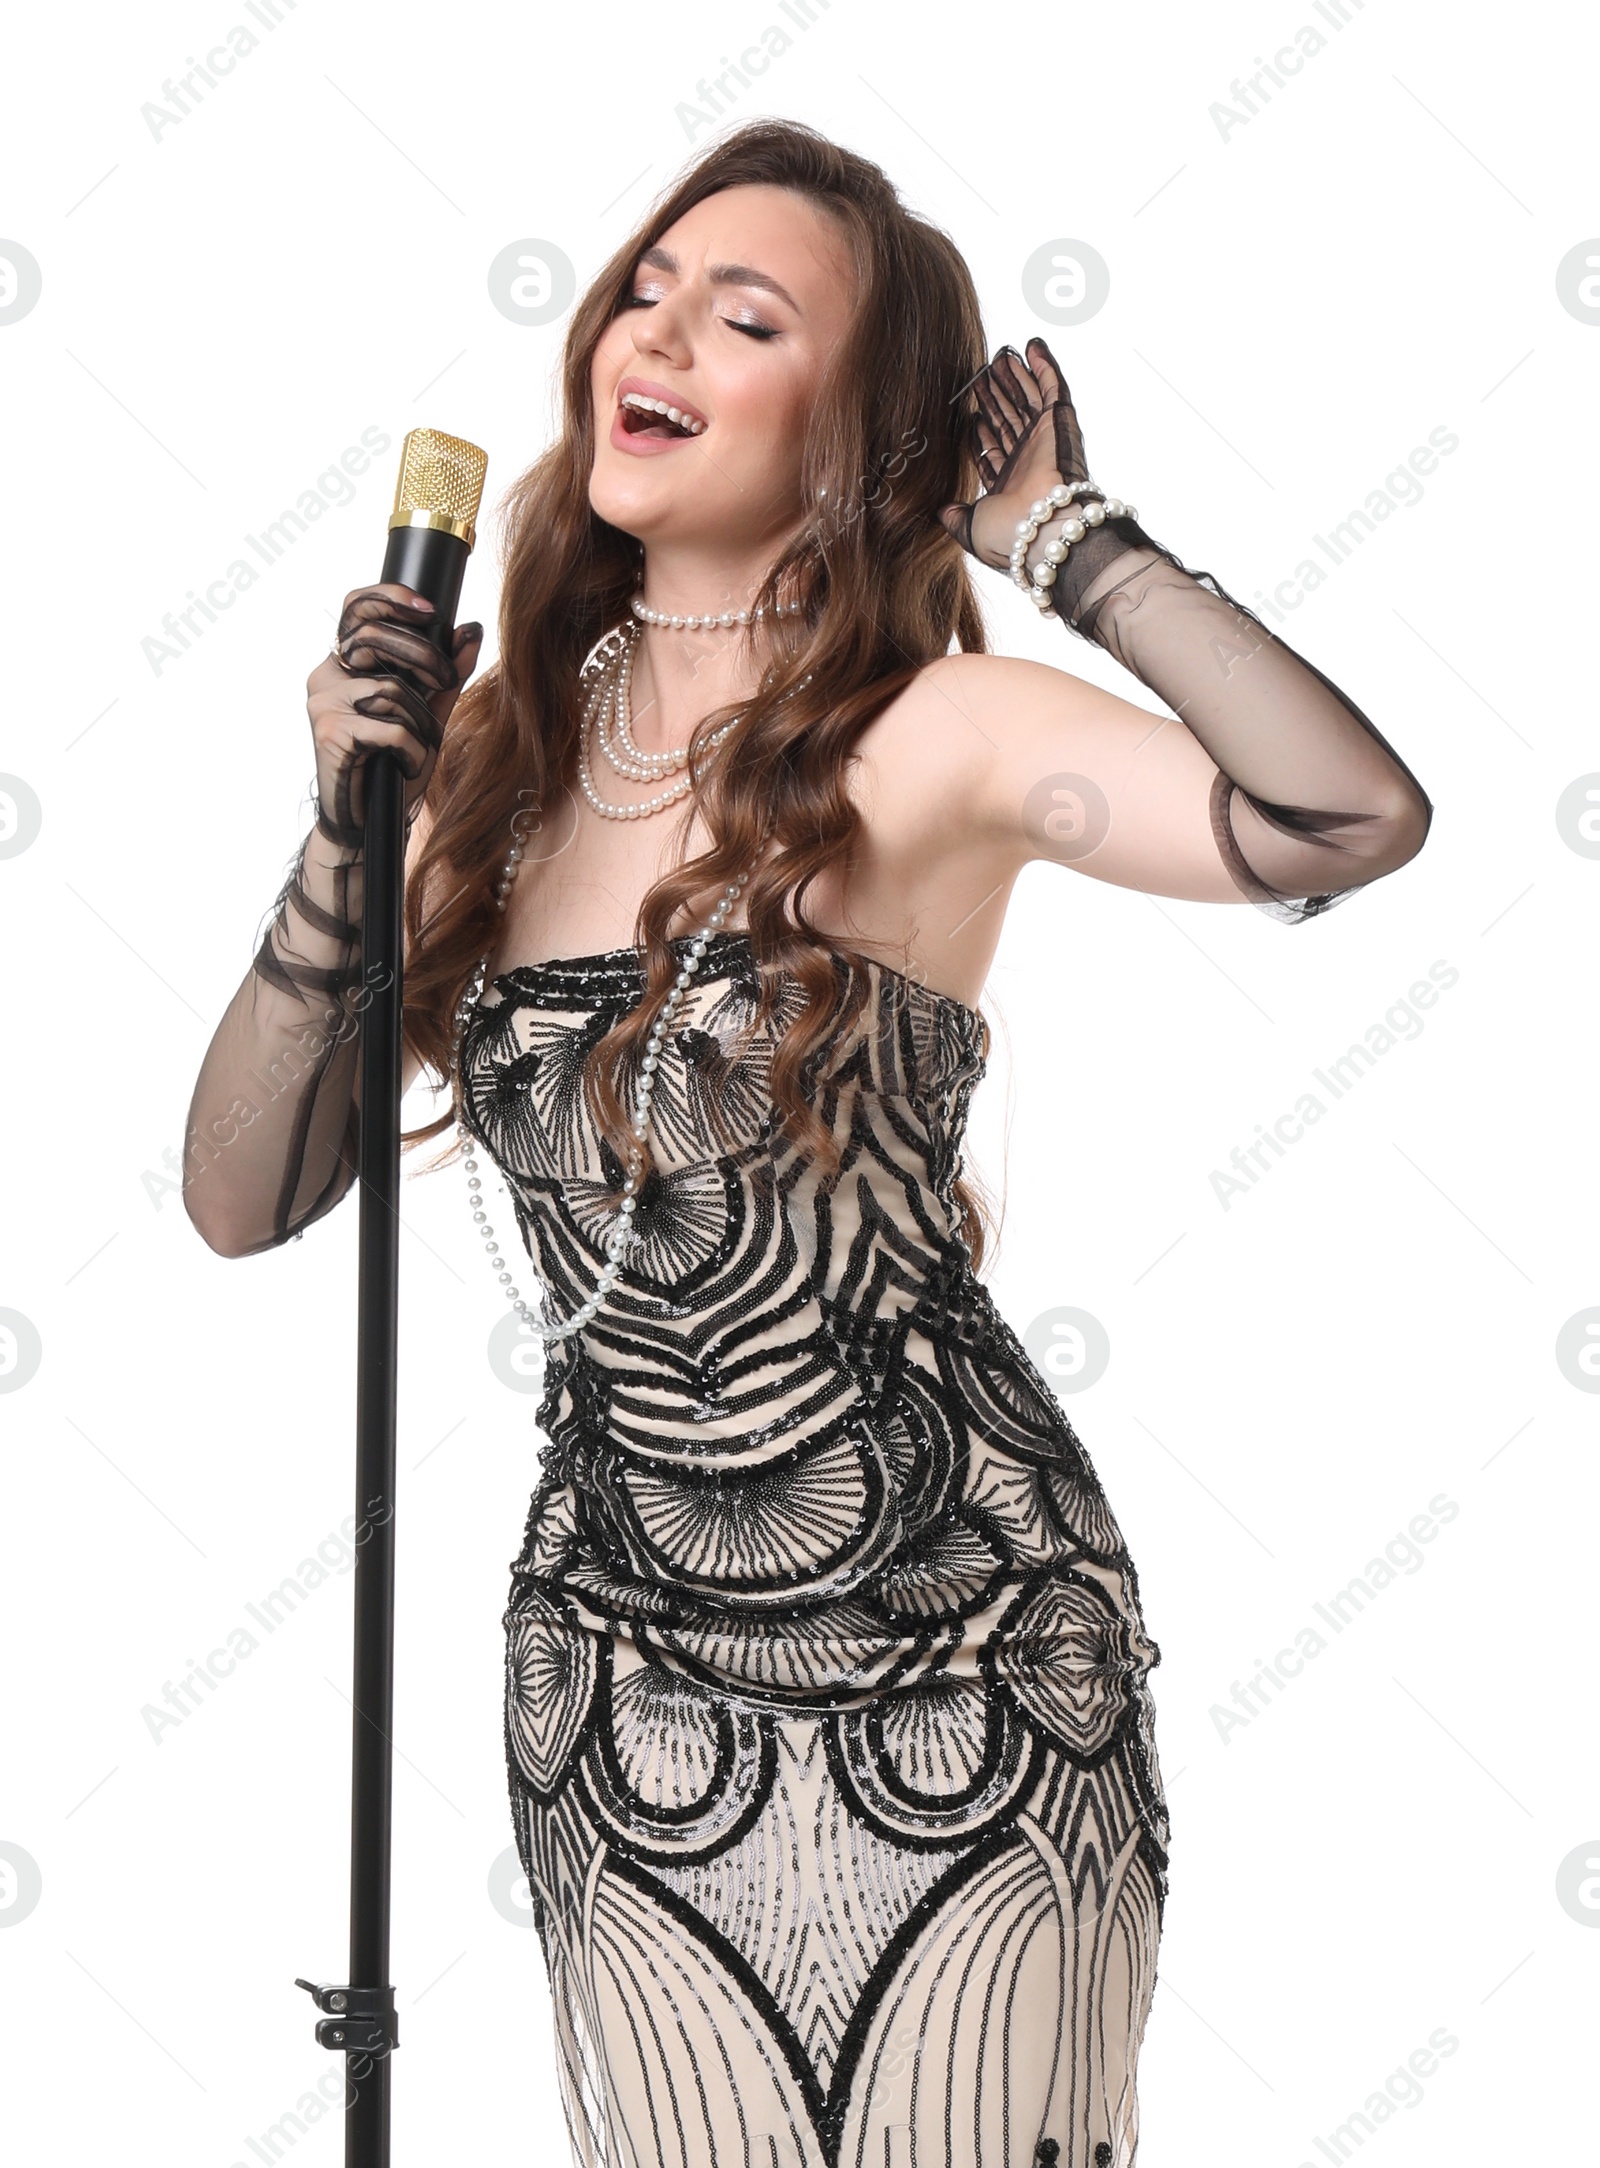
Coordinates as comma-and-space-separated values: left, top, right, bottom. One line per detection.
181, 584, 480, 1258
942, 340, 1432, 916
181, 817, 366, 1258
181, 806, 437, 1258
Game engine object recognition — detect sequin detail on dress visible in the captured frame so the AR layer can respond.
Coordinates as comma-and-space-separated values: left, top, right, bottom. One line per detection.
461, 929, 1169, 2168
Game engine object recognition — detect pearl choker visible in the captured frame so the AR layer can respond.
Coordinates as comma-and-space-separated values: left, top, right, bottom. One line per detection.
631, 593, 803, 631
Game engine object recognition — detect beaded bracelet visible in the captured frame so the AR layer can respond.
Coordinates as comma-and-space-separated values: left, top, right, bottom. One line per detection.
1010, 481, 1138, 613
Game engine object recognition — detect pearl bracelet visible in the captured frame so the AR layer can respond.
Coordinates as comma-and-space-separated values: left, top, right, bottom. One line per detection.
1010, 481, 1137, 613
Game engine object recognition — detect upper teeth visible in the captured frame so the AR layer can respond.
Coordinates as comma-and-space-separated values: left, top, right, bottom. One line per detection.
621, 392, 705, 435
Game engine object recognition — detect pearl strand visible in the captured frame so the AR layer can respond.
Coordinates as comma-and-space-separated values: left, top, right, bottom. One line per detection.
577, 625, 813, 823
630, 593, 803, 632
599, 624, 741, 781
576, 658, 705, 820
1009, 481, 1137, 612
451, 846, 758, 1344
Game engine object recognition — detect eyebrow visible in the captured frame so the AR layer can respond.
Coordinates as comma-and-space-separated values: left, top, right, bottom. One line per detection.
637, 245, 801, 314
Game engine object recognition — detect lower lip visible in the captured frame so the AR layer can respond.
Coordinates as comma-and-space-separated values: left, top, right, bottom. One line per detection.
609, 404, 701, 457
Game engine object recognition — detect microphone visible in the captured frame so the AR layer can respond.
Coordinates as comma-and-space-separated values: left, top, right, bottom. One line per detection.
329, 422, 490, 2149
379, 425, 489, 655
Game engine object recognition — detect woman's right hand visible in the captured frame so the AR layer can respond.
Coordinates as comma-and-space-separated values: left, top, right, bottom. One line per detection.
306, 583, 485, 844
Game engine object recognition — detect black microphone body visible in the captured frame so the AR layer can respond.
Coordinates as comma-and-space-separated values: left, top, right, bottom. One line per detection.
379, 522, 469, 657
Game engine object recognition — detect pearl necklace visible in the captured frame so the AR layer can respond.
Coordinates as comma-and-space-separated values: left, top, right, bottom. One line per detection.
596, 624, 734, 783
600, 632, 675, 777
630, 592, 803, 632
573, 628, 710, 819
452, 847, 758, 1344
575, 620, 812, 823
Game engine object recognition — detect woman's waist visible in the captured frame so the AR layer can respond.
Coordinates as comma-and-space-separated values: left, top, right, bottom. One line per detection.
506, 1554, 1161, 1730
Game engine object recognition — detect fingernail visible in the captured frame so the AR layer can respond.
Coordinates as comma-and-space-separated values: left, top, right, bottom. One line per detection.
407, 595, 435, 612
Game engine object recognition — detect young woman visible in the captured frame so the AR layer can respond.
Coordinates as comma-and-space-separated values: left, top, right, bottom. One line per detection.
183, 120, 1430, 2168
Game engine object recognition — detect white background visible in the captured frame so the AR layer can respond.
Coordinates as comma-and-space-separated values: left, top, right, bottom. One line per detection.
2, 2, 1596, 2162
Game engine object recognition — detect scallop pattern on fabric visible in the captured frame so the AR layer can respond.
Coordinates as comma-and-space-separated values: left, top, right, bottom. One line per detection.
461, 928, 1169, 2167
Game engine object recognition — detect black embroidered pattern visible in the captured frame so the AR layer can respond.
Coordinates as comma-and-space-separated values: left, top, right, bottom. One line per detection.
461, 928, 1167, 2168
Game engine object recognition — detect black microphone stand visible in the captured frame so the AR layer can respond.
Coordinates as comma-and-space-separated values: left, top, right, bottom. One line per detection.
295, 439, 482, 2167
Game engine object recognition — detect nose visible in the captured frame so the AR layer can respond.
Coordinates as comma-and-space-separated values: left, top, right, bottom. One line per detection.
631, 289, 692, 370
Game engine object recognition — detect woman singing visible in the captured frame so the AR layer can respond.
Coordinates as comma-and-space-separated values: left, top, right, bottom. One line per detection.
183, 119, 1431, 2168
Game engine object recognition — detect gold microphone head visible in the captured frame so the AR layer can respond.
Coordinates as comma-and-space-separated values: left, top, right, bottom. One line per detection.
387, 427, 489, 549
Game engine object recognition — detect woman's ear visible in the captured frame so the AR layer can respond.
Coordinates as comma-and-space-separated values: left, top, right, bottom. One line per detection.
939, 502, 977, 553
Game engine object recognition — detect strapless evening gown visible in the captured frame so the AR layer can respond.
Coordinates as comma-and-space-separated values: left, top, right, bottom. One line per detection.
459, 927, 1170, 2168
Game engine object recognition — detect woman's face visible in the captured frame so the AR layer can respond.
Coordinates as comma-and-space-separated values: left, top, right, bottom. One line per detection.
588, 183, 855, 569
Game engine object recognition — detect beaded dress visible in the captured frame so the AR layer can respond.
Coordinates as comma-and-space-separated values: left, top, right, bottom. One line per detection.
459, 926, 1167, 2168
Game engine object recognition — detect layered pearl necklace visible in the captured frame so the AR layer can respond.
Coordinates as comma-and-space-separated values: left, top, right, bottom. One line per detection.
450, 604, 803, 1344
574, 622, 728, 820
575, 611, 811, 823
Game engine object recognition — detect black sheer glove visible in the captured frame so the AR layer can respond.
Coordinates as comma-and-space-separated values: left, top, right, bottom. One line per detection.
182, 587, 483, 1256
942, 339, 1432, 920
252, 587, 482, 1007
185, 818, 369, 1255
249, 825, 365, 1003
314, 586, 481, 844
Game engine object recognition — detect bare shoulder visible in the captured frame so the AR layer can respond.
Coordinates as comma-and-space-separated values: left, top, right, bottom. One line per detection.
888, 648, 1111, 758
912, 648, 1085, 695
854, 648, 1116, 837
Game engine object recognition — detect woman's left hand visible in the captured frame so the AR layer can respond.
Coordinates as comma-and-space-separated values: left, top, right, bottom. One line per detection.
940, 337, 1092, 571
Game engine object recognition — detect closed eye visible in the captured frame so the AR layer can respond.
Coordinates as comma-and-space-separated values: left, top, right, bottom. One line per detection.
622, 293, 779, 339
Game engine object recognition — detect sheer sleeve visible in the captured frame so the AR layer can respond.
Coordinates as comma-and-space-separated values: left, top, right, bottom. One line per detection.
181, 808, 369, 1257
1042, 512, 1433, 920
952, 339, 1433, 921
181, 584, 476, 1258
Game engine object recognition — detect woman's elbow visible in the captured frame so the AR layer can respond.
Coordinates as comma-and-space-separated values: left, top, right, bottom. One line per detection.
1374, 783, 1434, 877
182, 1181, 268, 1260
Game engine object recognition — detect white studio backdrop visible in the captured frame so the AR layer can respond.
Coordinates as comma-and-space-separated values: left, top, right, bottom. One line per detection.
2, 2, 1595, 2162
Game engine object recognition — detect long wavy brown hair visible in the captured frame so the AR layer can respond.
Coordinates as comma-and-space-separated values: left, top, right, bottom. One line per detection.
403, 118, 1000, 1265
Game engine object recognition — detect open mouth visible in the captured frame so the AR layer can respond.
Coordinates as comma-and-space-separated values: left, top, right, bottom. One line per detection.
618, 391, 706, 440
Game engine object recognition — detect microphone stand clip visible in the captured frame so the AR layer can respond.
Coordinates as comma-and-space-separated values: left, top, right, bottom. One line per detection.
294, 1976, 401, 2058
